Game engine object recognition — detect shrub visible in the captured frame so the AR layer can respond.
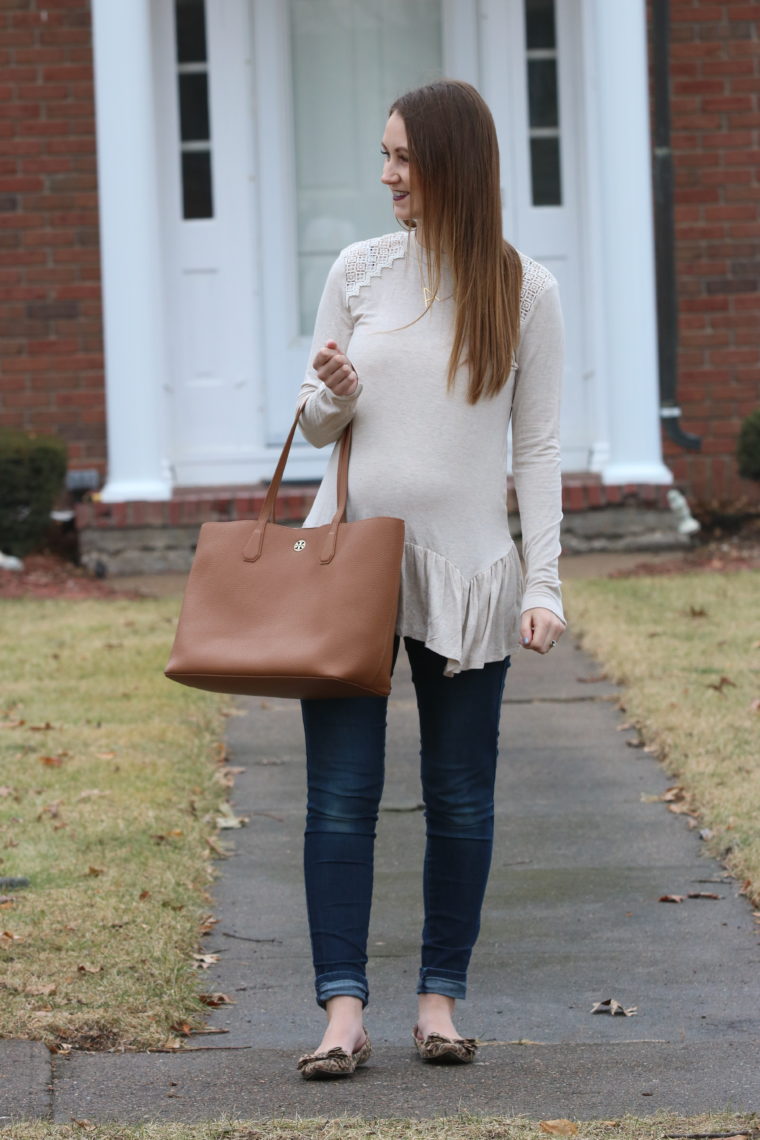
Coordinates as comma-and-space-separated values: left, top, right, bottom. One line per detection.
0, 430, 68, 556
737, 408, 760, 482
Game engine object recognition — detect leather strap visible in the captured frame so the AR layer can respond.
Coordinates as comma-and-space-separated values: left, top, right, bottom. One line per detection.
243, 404, 353, 563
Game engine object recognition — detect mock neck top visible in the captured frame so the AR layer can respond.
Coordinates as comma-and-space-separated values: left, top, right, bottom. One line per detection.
297, 230, 565, 676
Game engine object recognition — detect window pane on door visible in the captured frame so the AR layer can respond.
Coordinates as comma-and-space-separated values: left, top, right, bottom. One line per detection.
290, 0, 443, 335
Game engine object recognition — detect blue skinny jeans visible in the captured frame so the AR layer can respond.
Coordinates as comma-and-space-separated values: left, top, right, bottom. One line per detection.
301, 636, 510, 1009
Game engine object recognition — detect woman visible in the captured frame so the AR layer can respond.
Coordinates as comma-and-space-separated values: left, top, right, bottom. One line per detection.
295, 80, 566, 1079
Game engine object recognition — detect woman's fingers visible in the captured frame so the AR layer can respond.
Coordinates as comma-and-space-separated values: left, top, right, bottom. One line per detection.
312, 341, 358, 396
519, 607, 565, 655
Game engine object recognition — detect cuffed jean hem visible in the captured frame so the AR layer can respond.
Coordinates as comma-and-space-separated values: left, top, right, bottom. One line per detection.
315, 972, 369, 1010
416, 968, 467, 1000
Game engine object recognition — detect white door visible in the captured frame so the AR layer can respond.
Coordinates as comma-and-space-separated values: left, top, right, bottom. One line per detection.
155, 0, 263, 486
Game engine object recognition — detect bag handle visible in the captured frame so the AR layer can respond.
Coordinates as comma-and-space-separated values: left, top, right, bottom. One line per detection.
243, 403, 352, 564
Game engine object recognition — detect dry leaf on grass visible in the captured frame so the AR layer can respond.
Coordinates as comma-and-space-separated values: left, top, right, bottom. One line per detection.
216, 801, 249, 829
192, 952, 220, 969
539, 1120, 579, 1136
206, 836, 230, 856
706, 676, 737, 694
590, 998, 637, 1016
77, 963, 101, 974
87, 866, 105, 877
199, 991, 235, 1006
25, 983, 57, 996
38, 754, 64, 767
0, 930, 24, 947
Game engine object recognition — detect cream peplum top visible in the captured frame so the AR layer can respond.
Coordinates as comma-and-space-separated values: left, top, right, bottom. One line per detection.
296, 230, 566, 676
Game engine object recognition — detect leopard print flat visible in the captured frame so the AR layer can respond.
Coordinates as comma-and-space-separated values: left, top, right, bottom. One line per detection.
412, 1027, 478, 1064
297, 1033, 372, 1080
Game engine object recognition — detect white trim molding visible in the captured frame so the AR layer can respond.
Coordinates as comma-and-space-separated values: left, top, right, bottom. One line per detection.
582, 0, 672, 487
91, 0, 172, 502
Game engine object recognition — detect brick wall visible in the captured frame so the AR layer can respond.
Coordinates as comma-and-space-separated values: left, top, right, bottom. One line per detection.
648, 0, 760, 508
0, 0, 106, 474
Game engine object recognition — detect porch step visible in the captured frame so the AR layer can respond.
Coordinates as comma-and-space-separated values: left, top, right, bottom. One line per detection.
74, 477, 684, 577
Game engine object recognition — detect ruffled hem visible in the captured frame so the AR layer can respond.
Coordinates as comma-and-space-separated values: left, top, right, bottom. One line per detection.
396, 542, 524, 677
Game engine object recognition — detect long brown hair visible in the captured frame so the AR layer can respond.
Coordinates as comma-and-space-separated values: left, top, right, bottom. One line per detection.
389, 80, 522, 404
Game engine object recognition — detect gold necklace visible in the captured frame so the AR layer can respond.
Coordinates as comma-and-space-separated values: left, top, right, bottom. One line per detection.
413, 236, 440, 306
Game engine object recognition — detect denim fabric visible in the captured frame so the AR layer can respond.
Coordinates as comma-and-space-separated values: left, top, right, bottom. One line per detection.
301, 637, 510, 1008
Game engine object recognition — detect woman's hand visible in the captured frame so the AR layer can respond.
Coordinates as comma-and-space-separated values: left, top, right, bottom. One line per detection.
519, 607, 565, 655
312, 340, 359, 397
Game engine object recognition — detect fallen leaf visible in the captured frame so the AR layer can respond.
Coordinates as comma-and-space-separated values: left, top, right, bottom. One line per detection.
47, 1042, 72, 1054
159, 1036, 184, 1050
0, 930, 24, 947
659, 894, 686, 903
0, 897, 15, 908
87, 866, 105, 877
539, 1121, 579, 1137
77, 963, 101, 974
0, 720, 24, 729
199, 915, 218, 934
37, 802, 63, 821
72, 1120, 96, 1131
590, 998, 637, 1016
699, 828, 714, 841
25, 983, 57, 996
205, 836, 229, 856
199, 992, 235, 1007
96, 751, 117, 760
687, 892, 722, 900
706, 675, 736, 695
688, 605, 707, 618
667, 803, 697, 817
28, 722, 55, 732
139, 890, 151, 901
39, 755, 64, 767
626, 738, 645, 749
171, 1021, 193, 1036
76, 789, 108, 802
192, 953, 220, 969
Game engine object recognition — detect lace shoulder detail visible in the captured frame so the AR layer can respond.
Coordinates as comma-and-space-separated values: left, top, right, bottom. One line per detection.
518, 253, 557, 323
343, 232, 409, 302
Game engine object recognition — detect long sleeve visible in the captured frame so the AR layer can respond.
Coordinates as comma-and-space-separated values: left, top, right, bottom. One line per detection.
296, 252, 363, 448
511, 281, 566, 624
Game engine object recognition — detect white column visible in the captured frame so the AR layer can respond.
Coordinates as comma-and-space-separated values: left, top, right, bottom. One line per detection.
91, 0, 172, 501
586, 0, 672, 485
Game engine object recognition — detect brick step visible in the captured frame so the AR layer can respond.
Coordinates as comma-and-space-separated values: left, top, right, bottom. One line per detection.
75, 476, 673, 531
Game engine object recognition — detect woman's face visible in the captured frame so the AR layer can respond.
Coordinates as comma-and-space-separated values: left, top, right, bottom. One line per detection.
381, 111, 420, 224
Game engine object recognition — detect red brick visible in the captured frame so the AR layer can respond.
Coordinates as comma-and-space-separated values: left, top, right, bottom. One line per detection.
673, 78, 726, 95
702, 95, 755, 113
704, 205, 758, 221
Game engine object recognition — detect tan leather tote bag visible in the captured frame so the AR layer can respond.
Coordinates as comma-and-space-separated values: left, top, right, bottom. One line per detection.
165, 407, 405, 698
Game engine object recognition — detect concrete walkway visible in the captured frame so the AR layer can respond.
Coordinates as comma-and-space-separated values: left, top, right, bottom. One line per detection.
3, 604, 759, 1122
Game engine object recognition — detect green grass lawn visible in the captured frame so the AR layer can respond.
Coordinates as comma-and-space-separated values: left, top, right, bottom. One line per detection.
0, 597, 228, 1049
